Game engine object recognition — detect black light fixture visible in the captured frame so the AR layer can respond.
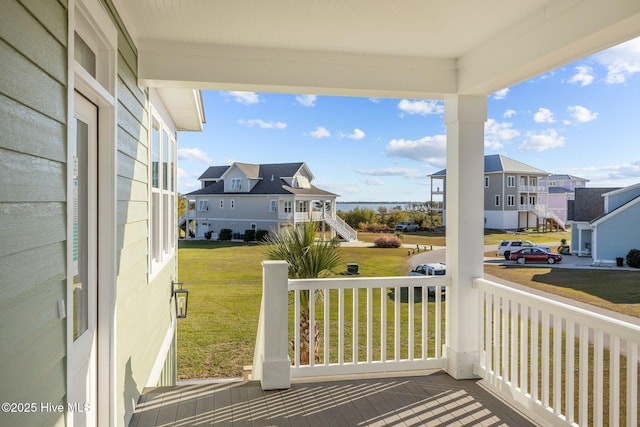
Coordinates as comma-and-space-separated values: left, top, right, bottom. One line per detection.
172, 281, 189, 319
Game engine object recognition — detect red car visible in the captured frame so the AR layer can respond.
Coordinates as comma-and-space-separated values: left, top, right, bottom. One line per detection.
509, 247, 562, 264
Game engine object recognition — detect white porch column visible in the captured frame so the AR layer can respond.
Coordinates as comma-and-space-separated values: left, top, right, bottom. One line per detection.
444, 95, 487, 379
252, 261, 291, 389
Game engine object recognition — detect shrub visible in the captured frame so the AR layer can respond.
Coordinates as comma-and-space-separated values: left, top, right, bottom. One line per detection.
256, 229, 269, 242
374, 235, 402, 248
626, 248, 640, 268
244, 229, 256, 242
219, 228, 232, 241
204, 231, 212, 240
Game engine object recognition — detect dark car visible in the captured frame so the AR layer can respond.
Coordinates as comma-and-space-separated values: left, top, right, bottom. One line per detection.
509, 247, 562, 264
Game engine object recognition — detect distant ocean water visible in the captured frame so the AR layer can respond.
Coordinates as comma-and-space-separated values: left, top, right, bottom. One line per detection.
335, 202, 415, 212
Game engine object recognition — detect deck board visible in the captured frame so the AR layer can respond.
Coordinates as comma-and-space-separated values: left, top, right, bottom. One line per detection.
129, 370, 540, 426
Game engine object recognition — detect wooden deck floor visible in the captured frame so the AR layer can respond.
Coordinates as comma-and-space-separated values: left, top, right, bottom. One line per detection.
129, 370, 540, 426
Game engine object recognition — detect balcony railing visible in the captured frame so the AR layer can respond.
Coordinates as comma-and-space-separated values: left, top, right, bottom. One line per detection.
474, 278, 639, 427
253, 261, 447, 388
278, 211, 325, 221
518, 185, 547, 193
254, 262, 639, 426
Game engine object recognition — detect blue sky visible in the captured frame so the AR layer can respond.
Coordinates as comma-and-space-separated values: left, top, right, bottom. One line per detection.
177, 37, 640, 201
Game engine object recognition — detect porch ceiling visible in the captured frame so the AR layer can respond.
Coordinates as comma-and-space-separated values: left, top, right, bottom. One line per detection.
113, 0, 640, 98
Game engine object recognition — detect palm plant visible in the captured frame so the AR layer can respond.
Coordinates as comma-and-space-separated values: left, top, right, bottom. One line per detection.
263, 221, 342, 364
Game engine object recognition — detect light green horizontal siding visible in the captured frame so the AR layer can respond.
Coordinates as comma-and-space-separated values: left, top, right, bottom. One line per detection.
0, 95, 66, 162
0, 2, 68, 426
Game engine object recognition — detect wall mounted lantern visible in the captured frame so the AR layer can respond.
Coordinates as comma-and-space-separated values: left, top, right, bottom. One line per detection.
172, 281, 189, 319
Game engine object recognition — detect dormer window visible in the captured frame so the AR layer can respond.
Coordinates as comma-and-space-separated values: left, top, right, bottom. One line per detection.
231, 178, 242, 191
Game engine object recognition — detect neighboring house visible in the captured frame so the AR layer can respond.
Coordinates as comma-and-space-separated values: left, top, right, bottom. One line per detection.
539, 174, 589, 224
1, 1, 204, 426
429, 154, 564, 230
568, 183, 640, 264
182, 162, 357, 241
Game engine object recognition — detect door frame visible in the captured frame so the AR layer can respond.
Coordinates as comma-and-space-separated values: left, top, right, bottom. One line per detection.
68, 0, 118, 425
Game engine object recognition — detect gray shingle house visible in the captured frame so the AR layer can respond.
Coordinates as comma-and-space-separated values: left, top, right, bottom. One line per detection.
182, 162, 357, 240
430, 154, 564, 230
568, 183, 640, 263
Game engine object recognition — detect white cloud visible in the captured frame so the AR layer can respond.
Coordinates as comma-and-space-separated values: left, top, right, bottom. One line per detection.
397, 99, 444, 116
363, 178, 384, 185
595, 37, 640, 84
568, 105, 598, 123
568, 65, 595, 86
503, 109, 517, 118
177, 147, 212, 163
237, 119, 287, 129
533, 107, 556, 123
296, 94, 317, 107
347, 128, 365, 140
484, 119, 520, 151
310, 126, 331, 139
566, 161, 640, 186
225, 91, 260, 105
385, 134, 446, 164
493, 88, 509, 100
356, 167, 423, 178
519, 129, 566, 152
368, 98, 381, 103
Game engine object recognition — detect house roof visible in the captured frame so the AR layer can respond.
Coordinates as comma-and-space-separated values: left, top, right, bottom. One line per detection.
568, 187, 620, 222
198, 165, 231, 181
429, 154, 548, 177
592, 194, 640, 226
188, 162, 336, 197
548, 187, 573, 194
545, 174, 589, 182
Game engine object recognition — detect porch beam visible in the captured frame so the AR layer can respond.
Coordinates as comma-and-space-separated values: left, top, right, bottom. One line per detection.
138, 42, 456, 99
444, 95, 486, 379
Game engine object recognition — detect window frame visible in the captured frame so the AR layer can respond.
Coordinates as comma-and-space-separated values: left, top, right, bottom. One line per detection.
495, 195, 501, 206
507, 195, 515, 207
507, 176, 515, 187
269, 199, 277, 212
484, 176, 489, 187
149, 108, 177, 274
231, 178, 242, 191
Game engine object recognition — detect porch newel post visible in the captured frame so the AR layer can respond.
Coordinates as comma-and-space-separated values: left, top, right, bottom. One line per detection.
253, 260, 291, 389
444, 95, 486, 379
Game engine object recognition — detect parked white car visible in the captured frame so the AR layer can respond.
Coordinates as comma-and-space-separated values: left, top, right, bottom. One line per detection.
408, 263, 446, 295
497, 240, 551, 260
395, 221, 419, 232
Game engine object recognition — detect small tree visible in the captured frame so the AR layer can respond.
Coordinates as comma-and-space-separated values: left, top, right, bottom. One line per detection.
263, 221, 342, 364
626, 249, 640, 268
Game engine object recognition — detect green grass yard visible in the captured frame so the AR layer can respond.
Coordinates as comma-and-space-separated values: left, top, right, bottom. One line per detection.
177, 234, 638, 379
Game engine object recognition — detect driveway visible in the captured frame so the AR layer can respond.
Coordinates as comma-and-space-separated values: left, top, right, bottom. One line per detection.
407, 246, 640, 328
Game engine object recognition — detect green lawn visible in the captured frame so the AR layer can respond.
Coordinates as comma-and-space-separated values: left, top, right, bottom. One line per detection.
177, 240, 414, 379
177, 235, 638, 379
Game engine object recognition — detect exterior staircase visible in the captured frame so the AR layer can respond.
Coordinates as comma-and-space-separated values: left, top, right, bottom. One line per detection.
323, 214, 358, 241
531, 204, 566, 231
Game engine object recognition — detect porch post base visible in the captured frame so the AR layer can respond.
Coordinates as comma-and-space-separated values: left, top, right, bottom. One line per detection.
259, 356, 291, 390
444, 347, 480, 380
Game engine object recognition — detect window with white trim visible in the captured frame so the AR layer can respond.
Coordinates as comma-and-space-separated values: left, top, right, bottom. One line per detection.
231, 178, 242, 191
219, 200, 224, 209
507, 176, 515, 187
198, 200, 209, 211
150, 115, 177, 270
484, 176, 489, 187
284, 201, 292, 213
507, 195, 515, 206
298, 201, 308, 212
230, 200, 235, 209
495, 195, 500, 206
269, 199, 277, 212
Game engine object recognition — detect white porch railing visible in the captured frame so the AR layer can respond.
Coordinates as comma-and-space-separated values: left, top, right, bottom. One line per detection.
253, 261, 447, 388
474, 278, 639, 427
